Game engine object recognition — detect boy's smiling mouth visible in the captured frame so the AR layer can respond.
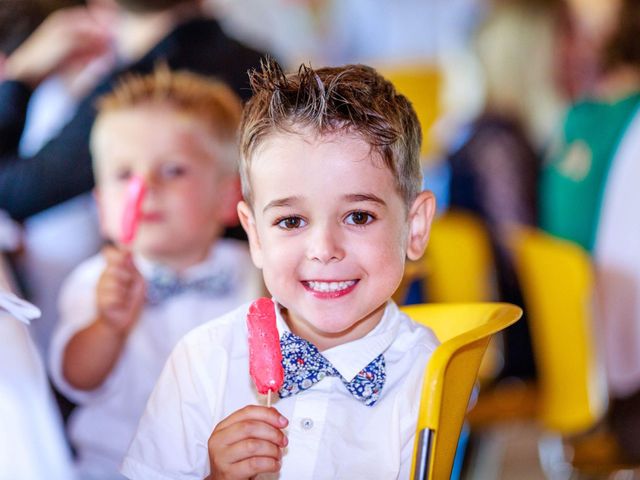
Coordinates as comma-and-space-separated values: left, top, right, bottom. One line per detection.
302, 280, 359, 298
140, 211, 164, 222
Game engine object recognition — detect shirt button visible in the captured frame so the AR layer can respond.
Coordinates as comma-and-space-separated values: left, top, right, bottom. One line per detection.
300, 418, 314, 430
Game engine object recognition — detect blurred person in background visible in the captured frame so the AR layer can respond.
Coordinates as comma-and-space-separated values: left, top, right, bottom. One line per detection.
541, 0, 640, 460
0, 0, 266, 355
446, 0, 566, 381
0, 0, 265, 220
49, 67, 262, 480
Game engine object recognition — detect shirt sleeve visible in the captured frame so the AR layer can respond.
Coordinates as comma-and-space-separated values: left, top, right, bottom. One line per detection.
121, 334, 225, 480
48, 256, 107, 404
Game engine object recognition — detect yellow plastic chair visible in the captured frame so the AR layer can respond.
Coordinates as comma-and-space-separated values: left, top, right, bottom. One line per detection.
510, 227, 605, 434
381, 64, 442, 159
424, 210, 496, 303
401, 302, 522, 480
510, 227, 638, 474
394, 210, 496, 306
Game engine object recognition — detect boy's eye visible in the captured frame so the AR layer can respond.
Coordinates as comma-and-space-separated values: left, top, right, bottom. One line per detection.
159, 163, 188, 179
276, 216, 307, 230
345, 211, 374, 226
116, 168, 132, 182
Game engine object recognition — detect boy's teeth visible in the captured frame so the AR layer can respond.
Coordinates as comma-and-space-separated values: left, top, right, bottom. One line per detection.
307, 280, 355, 292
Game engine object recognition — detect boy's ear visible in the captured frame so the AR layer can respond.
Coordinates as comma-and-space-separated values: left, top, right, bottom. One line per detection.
218, 176, 243, 227
406, 190, 437, 261
237, 200, 263, 268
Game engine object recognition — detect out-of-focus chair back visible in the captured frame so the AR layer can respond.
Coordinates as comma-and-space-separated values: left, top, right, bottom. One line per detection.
425, 210, 496, 303
395, 210, 496, 305
510, 226, 607, 434
402, 302, 522, 479
381, 64, 442, 159
509, 227, 640, 475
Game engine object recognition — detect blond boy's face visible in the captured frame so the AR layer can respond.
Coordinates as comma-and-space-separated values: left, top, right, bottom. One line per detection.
238, 131, 435, 350
93, 104, 237, 269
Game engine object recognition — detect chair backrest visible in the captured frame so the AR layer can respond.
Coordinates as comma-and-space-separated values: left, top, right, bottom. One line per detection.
424, 210, 496, 303
417, 211, 503, 382
509, 227, 608, 435
401, 302, 522, 480
381, 64, 442, 158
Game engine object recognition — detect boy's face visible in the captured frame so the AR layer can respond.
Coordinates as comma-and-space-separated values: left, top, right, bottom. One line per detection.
238, 131, 435, 350
93, 104, 237, 269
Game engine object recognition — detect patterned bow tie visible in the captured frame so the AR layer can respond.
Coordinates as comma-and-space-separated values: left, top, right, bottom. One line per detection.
278, 331, 386, 407
145, 270, 232, 306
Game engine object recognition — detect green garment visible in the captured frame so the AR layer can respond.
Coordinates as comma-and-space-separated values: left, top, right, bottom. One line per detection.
540, 92, 640, 252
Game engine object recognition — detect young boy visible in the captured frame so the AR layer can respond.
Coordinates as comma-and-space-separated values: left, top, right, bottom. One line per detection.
121, 60, 439, 479
48, 68, 262, 479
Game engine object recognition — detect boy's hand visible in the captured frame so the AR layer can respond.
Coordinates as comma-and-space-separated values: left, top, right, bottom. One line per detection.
3, 6, 111, 88
96, 245, 146, 336
208, 405, 288, 479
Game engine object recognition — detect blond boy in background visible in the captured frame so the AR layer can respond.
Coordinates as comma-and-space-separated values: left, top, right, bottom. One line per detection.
49, 68, 262, 479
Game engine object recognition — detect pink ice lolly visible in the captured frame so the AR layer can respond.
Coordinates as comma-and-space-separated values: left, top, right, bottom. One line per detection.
120, 175, 146, 245
247, 298, 284, 395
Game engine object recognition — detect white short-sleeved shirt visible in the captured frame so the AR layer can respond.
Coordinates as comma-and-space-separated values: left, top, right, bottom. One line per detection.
49, 239, 261, 478
121, 300, 439, 479
594, 108, 640, 397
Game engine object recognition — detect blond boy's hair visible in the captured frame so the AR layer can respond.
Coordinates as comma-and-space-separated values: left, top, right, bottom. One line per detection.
93, 66, 243, 173
239, 58, 423, 208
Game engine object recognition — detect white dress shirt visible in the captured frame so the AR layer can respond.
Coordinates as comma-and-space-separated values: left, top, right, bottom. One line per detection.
594, 107, 640, 397
49, 239, 261, 479
121, 300, 439, 479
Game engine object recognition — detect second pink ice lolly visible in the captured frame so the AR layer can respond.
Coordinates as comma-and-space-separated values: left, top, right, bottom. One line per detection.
121, 175, 146, 245
247, 298, 284, 395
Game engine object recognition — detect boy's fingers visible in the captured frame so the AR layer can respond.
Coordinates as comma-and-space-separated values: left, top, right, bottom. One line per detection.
99, 291, 125, 310
103, 245, 135, 267
221, 437, 283, 466
99, 280, 129, 302
226, 456, 281, 478
215, 405, 288, 432
102, 244, 123, 261
214, 419, 288, 450
103, 266, 134, 285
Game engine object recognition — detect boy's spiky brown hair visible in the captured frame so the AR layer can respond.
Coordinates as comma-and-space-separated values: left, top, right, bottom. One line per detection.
239, 58, 423, 208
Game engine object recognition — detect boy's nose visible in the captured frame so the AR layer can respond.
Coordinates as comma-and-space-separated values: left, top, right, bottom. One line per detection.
306, 223, 345, 264
137, 171, 158, 192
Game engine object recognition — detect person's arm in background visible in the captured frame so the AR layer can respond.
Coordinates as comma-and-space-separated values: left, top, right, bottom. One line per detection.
0, 6, 110, 220
62, 245, 146, 390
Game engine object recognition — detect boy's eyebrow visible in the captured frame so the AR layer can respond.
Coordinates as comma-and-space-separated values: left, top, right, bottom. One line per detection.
344, 193, 387, 206
263, 196, 301, 213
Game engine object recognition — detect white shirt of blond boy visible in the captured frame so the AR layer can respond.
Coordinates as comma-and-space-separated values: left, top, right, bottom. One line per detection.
50, 242, 260, 477
122, 130, 439, 479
